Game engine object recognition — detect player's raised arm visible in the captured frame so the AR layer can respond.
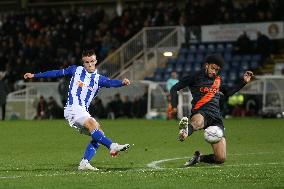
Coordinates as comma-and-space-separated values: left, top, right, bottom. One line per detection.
220, 70, 254, 96
98, 75, 130, 88
23, 65, 76, 80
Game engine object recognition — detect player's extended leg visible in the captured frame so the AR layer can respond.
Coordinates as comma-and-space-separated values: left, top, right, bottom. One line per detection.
84, 118, 130, 156
185, 137, 226, 166
209, 137, 226, 164
178, 113, 205, 141
79, 140, 100, 171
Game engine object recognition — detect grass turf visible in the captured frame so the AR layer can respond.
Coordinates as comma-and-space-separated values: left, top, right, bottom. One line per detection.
0, 118, 283, 189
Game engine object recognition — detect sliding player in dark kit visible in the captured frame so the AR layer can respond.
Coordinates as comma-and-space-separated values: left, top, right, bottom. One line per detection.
170, 54, 253, 166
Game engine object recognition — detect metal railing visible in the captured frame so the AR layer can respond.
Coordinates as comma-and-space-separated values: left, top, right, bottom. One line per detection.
98, 26, 183, 79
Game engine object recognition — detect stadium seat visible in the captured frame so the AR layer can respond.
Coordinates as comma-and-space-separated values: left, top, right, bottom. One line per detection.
178, 48, 187, 59
250, 61, 259, 69
187, 53, 195, 63
165, 64, 174, 73
228, 71, 237, 82
196, 53, 203, 63
207, 44, 215, 53
176, 64, 183, 73
232, 55, 241, 62
197, 44, 206, 53
189, 44, 197, 53
154, 73, 163, 81
164, 73, 170, 80
252, 54, 261, 62
184, 63, 192, 72
225, 43, 233, 52
224, 52, 232, 62
242, 55, 252, 62
240, 61, 249, 70
216, 44, 225, 53
177, 56, 186, 65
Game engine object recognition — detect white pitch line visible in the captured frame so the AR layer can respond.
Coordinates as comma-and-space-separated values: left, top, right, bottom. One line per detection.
147, 151, 284, 169
0, 172, 78, 180
1, 151, 284, 180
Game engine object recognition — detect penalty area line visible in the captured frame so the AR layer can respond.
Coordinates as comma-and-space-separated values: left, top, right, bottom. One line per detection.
147, 151, 284, 169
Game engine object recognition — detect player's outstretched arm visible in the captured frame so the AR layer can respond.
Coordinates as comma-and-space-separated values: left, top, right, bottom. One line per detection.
221, 70, 254, 96
99, 76, 130, 88
24, 66, 76, 79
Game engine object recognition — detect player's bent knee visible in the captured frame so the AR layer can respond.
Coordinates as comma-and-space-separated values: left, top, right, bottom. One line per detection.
191, 121, 203, 130
84, 118, 99, 132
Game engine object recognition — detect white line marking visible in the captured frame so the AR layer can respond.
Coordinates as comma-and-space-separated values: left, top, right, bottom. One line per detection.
147, 151, 284, 169
1, 151, 284, 180
0, 172, 78, 179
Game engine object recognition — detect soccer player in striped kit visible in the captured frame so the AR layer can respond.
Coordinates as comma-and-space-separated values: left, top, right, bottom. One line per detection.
24, 49, 130, 171
170, 54, 254, 166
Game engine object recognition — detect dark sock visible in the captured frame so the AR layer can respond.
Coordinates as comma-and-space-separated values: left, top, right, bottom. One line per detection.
200, 154, 215, 164
188, 124, 194, 136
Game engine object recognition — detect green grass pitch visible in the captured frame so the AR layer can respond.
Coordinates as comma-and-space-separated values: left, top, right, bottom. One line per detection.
0, 118, 283, 189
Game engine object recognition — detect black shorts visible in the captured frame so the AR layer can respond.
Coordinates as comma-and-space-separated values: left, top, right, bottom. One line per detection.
190, 110, 225, 134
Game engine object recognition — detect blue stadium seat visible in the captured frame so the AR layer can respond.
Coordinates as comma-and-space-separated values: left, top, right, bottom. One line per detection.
252, 54, 261, 62
154, 73, 163, 81
196, 53, 203, 63
187, 53, 195, 63
197, 44, 206, 53
230, 61, 240, 68
193, 62, 201, 71
225, 43, 233, 52
223, 61, 230, 71
155, 67, 165, 74
176, 64, 183, 72
228, 71, 238, 82
240, 61, 249, 70
184, 63, 192, 72
232, 55, 241, 62
177, 56, 186, 65
207, 44, 215, 53
224, 52, 232, 62
250, 61, 259, 69
178, 48, 187, 59
216, 44, 225, 53
164, 73, 170, 80
165, 64, 174, 73
242, 55, 252, 62
189, 44, 197, 53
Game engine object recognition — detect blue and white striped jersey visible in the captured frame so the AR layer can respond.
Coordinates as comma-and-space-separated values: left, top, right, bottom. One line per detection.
34, 65, 124, 110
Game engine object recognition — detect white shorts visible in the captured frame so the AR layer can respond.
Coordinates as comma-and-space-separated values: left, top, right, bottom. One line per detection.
64, 105, 91, 135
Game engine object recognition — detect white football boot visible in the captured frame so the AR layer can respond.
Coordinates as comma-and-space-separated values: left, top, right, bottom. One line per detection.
78, 159, 99, 171
178, 117, 189, 141
109, 143, 130, 157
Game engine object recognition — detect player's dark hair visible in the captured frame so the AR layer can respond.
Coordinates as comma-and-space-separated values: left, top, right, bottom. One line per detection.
205, 54, 224, 68
82, 49, 96, 58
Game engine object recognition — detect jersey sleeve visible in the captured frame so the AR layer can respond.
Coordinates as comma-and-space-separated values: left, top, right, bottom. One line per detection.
170, 75, 195, 108
220, 80, 247, 96
34, 65, 77, 78
98, 75, 123, 88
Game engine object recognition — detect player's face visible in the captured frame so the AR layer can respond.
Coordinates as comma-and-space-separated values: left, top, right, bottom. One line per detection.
82, 55, 97, 73
205, 63, 221, 78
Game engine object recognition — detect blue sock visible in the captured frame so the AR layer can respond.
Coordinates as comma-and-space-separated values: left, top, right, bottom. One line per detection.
83, 140, 100, 161
90, 129, 112, 149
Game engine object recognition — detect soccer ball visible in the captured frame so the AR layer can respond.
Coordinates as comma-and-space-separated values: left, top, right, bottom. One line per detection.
204, 126, 224, 144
